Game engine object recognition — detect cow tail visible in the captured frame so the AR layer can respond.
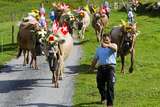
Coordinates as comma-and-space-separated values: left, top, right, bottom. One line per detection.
17, 48, 22, 58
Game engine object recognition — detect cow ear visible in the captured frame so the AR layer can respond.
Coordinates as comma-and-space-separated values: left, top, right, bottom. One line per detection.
121, 19, 126, 26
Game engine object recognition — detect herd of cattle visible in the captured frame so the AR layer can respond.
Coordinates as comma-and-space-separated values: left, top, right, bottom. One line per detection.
16, 2, 138, 88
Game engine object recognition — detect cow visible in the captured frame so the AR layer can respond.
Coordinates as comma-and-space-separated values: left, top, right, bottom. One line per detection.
46, 25, 73, 88
17, 22, 42, 69
92, 12, 109, 42
47, 38, 63, 88
77, 9, 90, 39
110, 21, 137, 73
88, 4, 109, 42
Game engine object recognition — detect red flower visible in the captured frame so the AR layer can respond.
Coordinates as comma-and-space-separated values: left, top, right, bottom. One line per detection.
49, 35, 54, 41
60, 22, 69, 36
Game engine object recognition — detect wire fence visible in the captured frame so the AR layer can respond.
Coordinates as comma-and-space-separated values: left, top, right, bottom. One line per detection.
0, 12, 18, 54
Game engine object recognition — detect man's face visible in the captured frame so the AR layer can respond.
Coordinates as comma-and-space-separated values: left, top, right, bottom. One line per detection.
103, 36, 110, 44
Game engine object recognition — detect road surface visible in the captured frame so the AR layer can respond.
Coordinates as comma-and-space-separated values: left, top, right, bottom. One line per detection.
0, 45, 82, 107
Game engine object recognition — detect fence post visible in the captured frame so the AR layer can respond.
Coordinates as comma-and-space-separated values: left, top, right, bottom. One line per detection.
12, 25, 14, 44
1, 36, 3, 56
11, 13, 15, 44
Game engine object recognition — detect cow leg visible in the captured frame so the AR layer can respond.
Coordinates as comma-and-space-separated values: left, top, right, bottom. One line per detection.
96, 30, 99, 42
23, 50, 26, 66
100, 27, 104, 41
26, 50, 29, 64
120, 55, 125, 74
30, 54, 33, 68
129, 49, 135, 73
30, 50, 38, 70
81, 27, 86, 39
59, 58, 64, 80
97, 30, 101, 42
52, 72, 55, 84
94, 28, 99, 42
49, 57, 55, 84
54, 70, 59, 88
34, 55, 38, 70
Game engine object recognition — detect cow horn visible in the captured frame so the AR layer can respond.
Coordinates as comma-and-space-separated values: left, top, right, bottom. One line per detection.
121, 19, 126, 26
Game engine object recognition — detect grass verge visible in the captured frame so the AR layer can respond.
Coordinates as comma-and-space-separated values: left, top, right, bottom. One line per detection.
73, 10, 160, 107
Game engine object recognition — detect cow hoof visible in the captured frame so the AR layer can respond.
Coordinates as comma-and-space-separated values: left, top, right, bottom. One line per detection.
55, 83, 59, 88
35, 67, 38, 70
30, 65, 34, 68
129, 67, 133, 73
121, 70, 125, 74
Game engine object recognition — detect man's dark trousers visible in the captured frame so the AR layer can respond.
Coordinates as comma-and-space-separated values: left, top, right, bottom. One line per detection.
96, 65, 115, 106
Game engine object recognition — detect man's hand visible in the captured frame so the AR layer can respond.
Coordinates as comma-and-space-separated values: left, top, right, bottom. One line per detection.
89, 58, 97, 72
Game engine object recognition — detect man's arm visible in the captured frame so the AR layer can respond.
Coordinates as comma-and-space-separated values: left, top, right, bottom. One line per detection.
89, 57, 97, 72
102, 43, 117, 52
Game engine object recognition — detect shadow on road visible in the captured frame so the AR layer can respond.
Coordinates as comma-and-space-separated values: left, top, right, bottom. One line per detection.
18, 103, 71, 107
0, 78, 51, 93
66, 64, 96, 74
0, 65, 23, 73
73, 101, 101, 107
19, 102, 101, 107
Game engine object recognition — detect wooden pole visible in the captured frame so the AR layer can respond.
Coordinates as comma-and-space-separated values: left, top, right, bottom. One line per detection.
12, 25, 14, 44
11, 13, 15, 44
1, 36, 3, 56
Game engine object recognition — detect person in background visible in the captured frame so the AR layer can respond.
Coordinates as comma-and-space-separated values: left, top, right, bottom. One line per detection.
39, 14, 47, 30
39, 3, 47, 30
128, 7, 134, 24
49, 9, 56, 22
90, 33, 117, 107
39, 3, 46, 16
101, 0, 111, 18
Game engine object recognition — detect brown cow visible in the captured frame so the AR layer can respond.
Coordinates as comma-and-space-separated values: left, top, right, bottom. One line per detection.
17, 22, 41, 69
89, 4, 109, 42
110, 22, 137, 73
92, 12, 109, 42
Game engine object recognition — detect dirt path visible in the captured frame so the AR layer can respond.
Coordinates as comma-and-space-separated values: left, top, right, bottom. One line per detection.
0, 45, 81, 107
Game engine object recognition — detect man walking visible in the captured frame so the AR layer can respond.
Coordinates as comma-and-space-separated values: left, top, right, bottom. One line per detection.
90, 33, 117, 107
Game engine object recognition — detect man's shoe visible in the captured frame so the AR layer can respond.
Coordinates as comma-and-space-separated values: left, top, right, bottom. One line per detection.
101, 99, 107, 104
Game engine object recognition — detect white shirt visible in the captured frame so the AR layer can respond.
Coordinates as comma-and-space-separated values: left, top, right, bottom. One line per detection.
128, 11, 134, 18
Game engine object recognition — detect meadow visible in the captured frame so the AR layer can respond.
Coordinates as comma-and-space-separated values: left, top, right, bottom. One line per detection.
0, 0, 102, 67
0, 0, 160, 107
73, 4, 160, 107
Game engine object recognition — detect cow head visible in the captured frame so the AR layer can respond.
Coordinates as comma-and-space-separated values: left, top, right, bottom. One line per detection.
121, 23, 137, 51
37, 28, 48, 43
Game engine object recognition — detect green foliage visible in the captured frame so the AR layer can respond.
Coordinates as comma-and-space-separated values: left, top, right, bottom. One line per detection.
0, 0, 100, 66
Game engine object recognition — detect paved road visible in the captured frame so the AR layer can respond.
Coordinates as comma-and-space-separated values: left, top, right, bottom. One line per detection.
0, 45, 81, 107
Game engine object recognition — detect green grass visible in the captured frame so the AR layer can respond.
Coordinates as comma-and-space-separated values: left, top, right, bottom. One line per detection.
0, 0, 43, 67
73, 10, 160, 107
0, 0, 160, 106
0, 0, 102, 67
